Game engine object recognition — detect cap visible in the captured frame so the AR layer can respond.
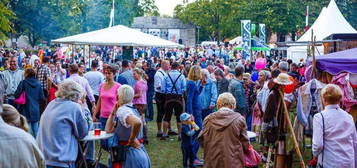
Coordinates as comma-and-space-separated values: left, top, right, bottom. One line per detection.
180, 113, 191, 122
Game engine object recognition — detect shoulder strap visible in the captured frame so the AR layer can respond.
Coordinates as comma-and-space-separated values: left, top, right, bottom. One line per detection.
320, 113, 325, 166
158, 70, 165, 76
167, 72, 182, 94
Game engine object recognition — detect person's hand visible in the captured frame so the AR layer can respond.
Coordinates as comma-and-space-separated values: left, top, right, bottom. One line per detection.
128, 139, 141, 149
92, 115, 98, 122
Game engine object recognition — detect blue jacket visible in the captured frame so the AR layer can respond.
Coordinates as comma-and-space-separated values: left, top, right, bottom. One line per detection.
199, 78, 218, 110
185, 80, 202, 128
14, 77, 45, 122
228, 78, 247, 115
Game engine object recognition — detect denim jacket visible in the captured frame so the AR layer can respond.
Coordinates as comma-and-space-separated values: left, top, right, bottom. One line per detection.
199, 78, 218, 110
228, 78, 247, 115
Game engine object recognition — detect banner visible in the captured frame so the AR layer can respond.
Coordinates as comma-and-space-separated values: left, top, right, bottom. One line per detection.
241, 20, 251, 60
148, 29, 160, 37
259, 24, 266, 45
168, 29, 180, 43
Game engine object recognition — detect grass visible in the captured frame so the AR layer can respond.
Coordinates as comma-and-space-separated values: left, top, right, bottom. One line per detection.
96, 107, 312, 168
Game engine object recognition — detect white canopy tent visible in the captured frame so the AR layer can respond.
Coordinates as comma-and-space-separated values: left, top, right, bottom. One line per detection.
229, 36, 242, 45
52, 25, 184, 48
287, 0, 357, 62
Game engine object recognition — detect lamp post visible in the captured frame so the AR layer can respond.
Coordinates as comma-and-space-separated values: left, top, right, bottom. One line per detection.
196, 26, 201, 45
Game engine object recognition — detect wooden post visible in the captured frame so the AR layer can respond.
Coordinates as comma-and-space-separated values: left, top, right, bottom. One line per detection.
279, 91, 306, 168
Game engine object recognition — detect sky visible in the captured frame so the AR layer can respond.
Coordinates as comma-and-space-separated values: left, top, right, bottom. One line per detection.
155, 0, 195, 16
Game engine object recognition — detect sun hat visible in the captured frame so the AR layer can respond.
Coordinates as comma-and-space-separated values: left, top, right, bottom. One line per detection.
273, 73, 293, 85
180, 113, 191, 122
243, 73, 251, 79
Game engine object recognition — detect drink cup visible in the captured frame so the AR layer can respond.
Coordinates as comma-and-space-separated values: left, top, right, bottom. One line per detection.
93, 122, 101, 136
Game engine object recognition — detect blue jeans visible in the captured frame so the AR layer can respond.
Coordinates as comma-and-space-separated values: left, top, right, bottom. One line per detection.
146, 90, 154, 121
246, 112, 252, 131
28, 121, 39, 138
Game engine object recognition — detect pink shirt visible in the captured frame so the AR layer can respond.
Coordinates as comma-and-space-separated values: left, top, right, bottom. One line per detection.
133, 80, 148, 105
99, 82, 121, 118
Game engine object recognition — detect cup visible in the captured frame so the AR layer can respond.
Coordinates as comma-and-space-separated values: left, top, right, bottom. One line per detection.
93, 122, 101, 136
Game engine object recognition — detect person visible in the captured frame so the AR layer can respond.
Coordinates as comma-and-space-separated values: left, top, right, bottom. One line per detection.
36, 80, 89, 168
78, 63, 86, 77
253, 70, 271, 133
118, 60, 136, 87
199, 69, 217, 120
198, 92, 249, 168
312, 84, 357, 168
14, 68, 45, 137
185, 65, 203, 166
214, 68, 229, 95
36, 57, 51, 113
2, 56, 24, 107
243, 73, 256, 131
132, 68, 149, 144
161, 62, 186, 140
144, 61, 156, 121
105, 85, 151, 168
66, 64, 96, 112
84, 60, 104, 112
261, 73, 293, 168
1, 104, 29, 132
0, 104, 45, 168
180, 113, 199, 168
228, 65, 247, 116
154, 60, 170, 137
92, 64, 121, 149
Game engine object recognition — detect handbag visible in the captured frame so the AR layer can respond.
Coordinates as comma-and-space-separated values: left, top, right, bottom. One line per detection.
14, 91, 26, 105
110, 145, 128, 163
244, 145, 262, 167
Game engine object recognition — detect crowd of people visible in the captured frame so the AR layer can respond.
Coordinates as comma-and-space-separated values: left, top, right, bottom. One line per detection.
0, 45, 356, 168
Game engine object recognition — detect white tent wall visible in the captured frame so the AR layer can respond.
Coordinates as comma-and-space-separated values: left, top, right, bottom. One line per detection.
287, 0, 357, 62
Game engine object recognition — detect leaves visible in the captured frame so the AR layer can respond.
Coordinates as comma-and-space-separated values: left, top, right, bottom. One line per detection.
0, 0, 15, 44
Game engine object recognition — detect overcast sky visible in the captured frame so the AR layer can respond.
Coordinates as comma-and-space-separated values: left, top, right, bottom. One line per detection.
155, 0, 195, 16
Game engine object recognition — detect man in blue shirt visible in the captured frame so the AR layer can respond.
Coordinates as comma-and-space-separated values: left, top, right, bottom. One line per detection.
161, 62, 186, 140
228, 65, 247, 116
117, 60, 136, 87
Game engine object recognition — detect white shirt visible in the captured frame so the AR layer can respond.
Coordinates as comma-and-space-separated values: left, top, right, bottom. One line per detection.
154, 68, 167, 93
312, 104, 357, 168
84, 71, 105, 96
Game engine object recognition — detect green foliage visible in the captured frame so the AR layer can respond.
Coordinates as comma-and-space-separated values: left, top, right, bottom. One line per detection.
138, 0, 160, 16
0, 0, 15, 44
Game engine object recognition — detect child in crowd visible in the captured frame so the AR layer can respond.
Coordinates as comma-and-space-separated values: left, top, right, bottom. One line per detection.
180, 113, 199, 168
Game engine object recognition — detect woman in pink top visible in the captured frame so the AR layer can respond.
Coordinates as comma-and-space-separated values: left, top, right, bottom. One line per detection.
93, 65, 121, 134
133, 68, 149, 144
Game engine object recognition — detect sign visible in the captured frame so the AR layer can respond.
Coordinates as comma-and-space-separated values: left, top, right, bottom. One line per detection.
241, 20, 251, 60
259, 24, 266, 44
148, 29, 160, 37
168, 29, 180, 43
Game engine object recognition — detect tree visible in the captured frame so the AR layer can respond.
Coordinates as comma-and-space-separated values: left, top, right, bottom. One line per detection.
138, 0, 159, 16
0, 0, 15, 44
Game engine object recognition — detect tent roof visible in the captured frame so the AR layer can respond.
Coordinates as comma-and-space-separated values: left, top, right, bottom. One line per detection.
298, 0, 357, 42
307, 48, 357, 75
52, 25, 184, 48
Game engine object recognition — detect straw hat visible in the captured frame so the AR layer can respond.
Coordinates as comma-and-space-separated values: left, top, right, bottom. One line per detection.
273, 73, 293, 85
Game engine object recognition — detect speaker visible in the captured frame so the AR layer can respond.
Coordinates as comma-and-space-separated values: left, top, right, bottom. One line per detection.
123, 46, 133, 60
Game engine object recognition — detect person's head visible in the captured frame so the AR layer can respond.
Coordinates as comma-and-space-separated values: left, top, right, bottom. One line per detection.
49, 63, 55, 72
321, 84, 343, 106
214, 69, 224, 80
42, 56, 50, 64
171, 62, 180, 70
161, 60, 170, 71
188, 65, 201, 81
258, 70, 271, 83
216, 92, 236, 110
68, 64, 79, 75
133, 68, 144, 81
24, 68, 36, 79
34, 59, 40, 67
234, 64, 245, 78
1, 104, 28, 132
273, 73, 292, 91
9, 56, 18, 71
180, 112, 193, 125
91, 60, 99, 70
207, 65, 214, 74
78, 63, 85, 74
278, 61, 289, 73
104, 64, 118, 82
122, 60, 130, 69
117, 85, 134, 106
201, 69, 210, 81
243, 73, 251, 85
55, 80, 85, 102
290, 63, 298, 72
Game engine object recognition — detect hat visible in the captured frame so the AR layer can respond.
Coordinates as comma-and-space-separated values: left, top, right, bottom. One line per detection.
273, 73, 293, 85
180, 113, 191, 122
243, 73, 251, 79
201, 57, 206, 62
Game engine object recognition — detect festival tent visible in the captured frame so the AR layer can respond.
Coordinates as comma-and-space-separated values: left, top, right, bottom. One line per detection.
287, 0, 357, 62
229, 36, 242, 45
234, 38, 270, 51
52, 25, 184, 48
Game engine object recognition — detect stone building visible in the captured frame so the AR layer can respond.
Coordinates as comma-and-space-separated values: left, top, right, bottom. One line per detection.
131, 16, 196, 47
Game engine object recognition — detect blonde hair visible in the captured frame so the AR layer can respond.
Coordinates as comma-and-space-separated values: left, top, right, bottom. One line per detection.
321, 84, 343, 105
2, 104, 29, 132
118, 85, 134, 106
188, 65, 201, 81
217, 92, 236, 110
133, 68, 144, 78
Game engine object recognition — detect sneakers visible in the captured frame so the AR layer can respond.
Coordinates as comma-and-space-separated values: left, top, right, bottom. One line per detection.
168, 130, 179, 136
193, 159, 204, 166
156, 133, 163, 138
160, 135, 169, 140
